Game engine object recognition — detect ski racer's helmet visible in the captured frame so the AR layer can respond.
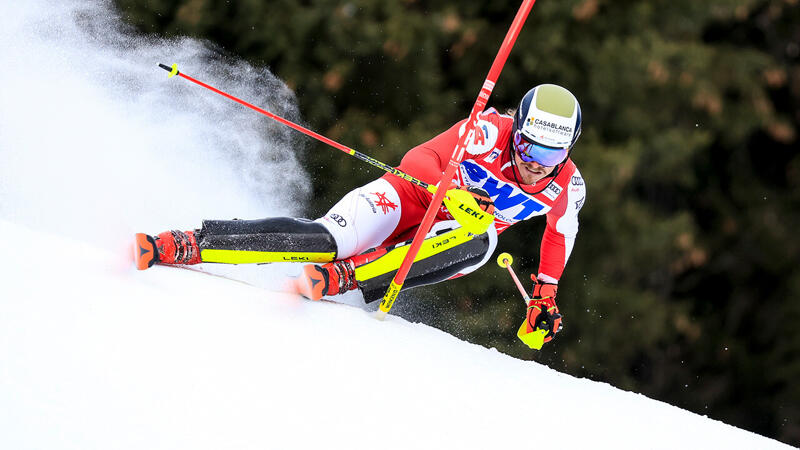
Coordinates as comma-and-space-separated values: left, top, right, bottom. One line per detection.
512, 84, 582, 167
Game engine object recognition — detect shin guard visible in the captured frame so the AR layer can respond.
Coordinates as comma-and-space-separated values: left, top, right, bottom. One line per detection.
353, 228, 490, 303
197, 217, 338, 264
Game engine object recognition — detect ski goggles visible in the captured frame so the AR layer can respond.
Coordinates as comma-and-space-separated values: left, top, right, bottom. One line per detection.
513, 130, 569, 167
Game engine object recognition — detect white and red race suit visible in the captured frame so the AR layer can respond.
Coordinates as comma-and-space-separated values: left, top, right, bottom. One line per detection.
318, 108, 586, 283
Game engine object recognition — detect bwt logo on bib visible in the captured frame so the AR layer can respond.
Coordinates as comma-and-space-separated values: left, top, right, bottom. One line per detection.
460, 160, 548, 221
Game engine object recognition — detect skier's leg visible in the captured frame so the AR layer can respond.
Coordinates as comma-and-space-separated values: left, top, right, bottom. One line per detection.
355, 221, 498, 302
135, 178, 403, 270
313, 177, 403, 258
294, 220, 498, 301
135, 218, 339, 270
198, 176, 402, 265
198, 217, 338, 264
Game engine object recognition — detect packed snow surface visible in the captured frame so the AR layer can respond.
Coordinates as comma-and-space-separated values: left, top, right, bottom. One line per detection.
0, 1, 792, 449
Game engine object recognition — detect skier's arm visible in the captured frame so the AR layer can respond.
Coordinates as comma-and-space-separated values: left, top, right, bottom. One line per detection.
519, 175, 584, 349
537, 220, 574, 283
395, 121, 464, 186
537, 171, 586, 283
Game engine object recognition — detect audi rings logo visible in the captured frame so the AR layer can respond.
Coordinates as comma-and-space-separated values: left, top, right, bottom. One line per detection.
329, 213, 347, 227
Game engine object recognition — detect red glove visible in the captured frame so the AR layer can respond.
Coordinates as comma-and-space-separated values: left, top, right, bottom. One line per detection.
517, 279, 563, 349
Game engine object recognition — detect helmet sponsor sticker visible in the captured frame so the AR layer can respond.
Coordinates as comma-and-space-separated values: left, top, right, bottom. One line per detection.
522, 111, 576, 148
527, 117, 574, 135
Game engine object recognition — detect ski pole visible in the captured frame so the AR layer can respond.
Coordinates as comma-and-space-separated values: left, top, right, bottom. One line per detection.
496, 252, 549, 349
375, 0, 537, 320
157, 63, 491, 235
496, 252, 530, 303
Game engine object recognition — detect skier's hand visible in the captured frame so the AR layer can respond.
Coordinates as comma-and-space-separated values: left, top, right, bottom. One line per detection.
440, 184, 495, 234
517, 280, 562, 350
450, 184, 494, 215
453, 185, 495, 216
447, 183, 494, 215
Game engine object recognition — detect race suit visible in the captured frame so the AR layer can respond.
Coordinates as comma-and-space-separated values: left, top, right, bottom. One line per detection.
318, 108, 586, 283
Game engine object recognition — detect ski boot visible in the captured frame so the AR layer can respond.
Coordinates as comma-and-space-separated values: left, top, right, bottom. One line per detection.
134, 230, 202, 270
291, 259, 358, 301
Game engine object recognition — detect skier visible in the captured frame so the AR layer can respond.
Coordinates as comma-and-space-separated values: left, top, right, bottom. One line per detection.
135, 83, 585, 348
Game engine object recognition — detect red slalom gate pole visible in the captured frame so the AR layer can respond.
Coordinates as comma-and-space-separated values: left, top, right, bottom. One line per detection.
376, 0, 538, 319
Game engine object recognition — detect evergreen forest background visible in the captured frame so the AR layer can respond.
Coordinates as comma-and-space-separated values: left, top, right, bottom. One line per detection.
113, 0, 799, 444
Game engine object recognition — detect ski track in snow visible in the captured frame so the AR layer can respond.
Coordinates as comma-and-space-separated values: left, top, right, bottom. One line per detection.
0, 1, 793, 449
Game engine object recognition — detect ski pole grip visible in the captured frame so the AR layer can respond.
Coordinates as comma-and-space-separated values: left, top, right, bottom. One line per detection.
497, 252, 513, 267
158, 63, 180, 78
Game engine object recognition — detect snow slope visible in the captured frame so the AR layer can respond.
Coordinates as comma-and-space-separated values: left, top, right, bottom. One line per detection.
0, 1, 793, 449
1, 220, 793, 450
